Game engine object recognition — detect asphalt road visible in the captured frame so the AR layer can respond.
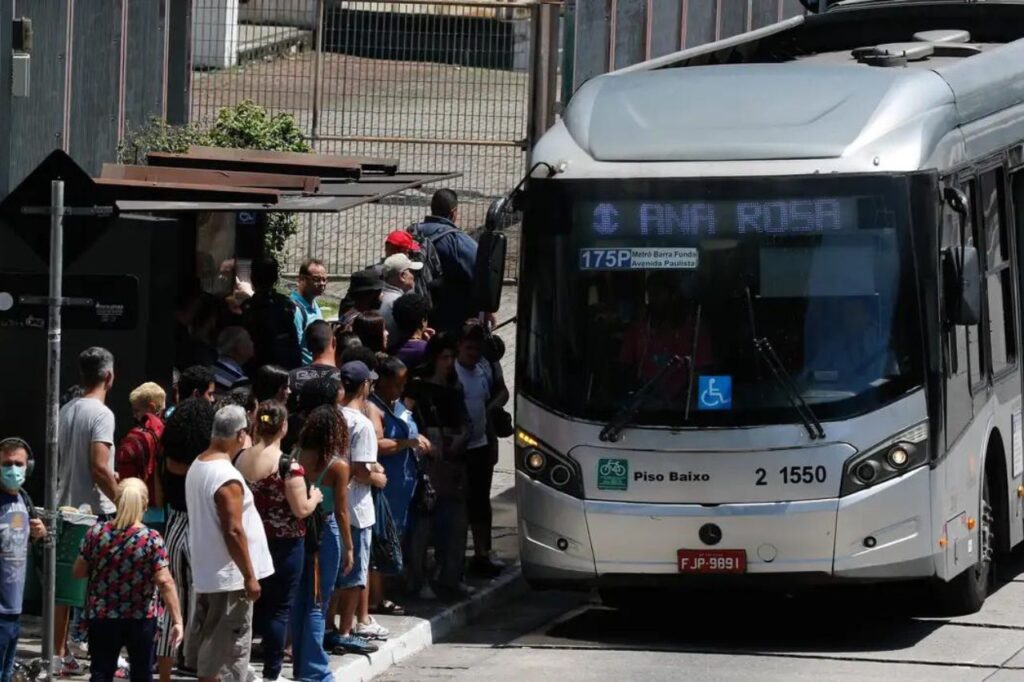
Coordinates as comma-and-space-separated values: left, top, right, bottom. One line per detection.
380, 547, 1024, 681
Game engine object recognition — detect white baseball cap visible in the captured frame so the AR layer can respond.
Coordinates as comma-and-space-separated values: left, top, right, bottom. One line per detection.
382, 253, 424, 279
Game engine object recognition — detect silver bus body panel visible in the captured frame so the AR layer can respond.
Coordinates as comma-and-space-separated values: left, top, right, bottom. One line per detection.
585, 496, 839, 576
517, 472, 598, 580
564, 66, 954, 164
571, 442, 854, 503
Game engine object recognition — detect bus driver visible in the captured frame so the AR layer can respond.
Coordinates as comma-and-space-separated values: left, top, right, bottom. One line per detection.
618, 272, 713, 402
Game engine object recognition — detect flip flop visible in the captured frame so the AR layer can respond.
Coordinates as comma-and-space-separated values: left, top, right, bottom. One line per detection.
369, 599, 406, 616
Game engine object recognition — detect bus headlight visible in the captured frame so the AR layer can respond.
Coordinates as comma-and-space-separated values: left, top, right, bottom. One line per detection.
515, 430, 584, 499
525, 450, 546, 472
840, 423, 929, 497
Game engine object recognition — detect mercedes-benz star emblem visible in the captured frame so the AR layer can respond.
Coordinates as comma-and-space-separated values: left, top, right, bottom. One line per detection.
699, 523, 722, 546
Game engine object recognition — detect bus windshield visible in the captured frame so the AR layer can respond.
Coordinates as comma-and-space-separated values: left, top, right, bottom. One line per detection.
517, 175, 925, 428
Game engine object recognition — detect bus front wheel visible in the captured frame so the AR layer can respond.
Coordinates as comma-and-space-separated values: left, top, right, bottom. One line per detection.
938, 475, 993, 615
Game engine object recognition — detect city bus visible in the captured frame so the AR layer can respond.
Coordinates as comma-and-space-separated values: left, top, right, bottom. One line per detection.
509, 0, 1024, 613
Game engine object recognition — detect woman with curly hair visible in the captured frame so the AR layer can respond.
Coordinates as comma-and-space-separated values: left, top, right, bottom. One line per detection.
155, 398, 215, 682
290, 405, 354, 682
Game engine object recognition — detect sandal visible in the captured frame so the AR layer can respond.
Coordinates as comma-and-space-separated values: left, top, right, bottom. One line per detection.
370, 599, 405, 616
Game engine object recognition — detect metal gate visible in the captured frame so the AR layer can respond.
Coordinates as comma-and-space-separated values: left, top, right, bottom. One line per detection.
189, 0, 539, 278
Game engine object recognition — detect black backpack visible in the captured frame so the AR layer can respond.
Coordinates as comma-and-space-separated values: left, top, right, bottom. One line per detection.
242, 291, 303, 370
408, 221, 457, 308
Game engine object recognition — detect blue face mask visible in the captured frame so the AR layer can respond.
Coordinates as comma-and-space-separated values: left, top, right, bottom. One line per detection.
1, 464, 26, 490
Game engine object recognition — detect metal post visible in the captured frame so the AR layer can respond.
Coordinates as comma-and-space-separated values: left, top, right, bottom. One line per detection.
310, 0, 326, 143
305, 0, 327, 262
41, 179, 64, 677
526, 2, 558, 166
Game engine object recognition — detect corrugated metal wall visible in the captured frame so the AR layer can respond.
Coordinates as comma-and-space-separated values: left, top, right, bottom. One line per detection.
4, 0, 168, 191
570, 0, 806, 92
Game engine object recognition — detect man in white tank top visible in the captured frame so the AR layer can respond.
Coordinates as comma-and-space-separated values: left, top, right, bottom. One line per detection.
185, 405, 274, 682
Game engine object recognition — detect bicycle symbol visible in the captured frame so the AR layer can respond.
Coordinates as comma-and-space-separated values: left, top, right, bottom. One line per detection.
698, 376, 732, 411
599, 460, 626, 477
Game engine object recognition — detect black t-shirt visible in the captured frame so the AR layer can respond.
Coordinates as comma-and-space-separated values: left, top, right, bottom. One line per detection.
288, 364, 341, 410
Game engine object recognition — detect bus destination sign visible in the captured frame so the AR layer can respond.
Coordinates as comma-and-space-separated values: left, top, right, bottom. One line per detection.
579, 247, 699, 271
584, 197, 862, 238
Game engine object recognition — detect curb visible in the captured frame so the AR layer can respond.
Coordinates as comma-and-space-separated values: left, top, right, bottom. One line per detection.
331, 566, 526, 681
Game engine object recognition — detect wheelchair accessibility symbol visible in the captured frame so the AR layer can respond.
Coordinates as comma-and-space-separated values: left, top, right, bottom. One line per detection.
698, 376, 732, 411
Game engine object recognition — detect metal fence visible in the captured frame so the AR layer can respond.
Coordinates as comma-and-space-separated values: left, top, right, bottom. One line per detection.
189, 0, 535, 278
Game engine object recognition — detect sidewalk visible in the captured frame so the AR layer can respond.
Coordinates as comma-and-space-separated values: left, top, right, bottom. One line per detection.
15, 288, 524, 681
15, 490, 524, 682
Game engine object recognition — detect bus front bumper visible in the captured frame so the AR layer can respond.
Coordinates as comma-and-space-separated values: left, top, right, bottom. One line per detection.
517, 467, 936, 590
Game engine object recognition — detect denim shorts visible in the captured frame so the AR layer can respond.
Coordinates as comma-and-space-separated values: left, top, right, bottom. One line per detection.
336, 525, 371, 590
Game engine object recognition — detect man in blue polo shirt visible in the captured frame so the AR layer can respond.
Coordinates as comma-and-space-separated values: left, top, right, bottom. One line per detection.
292, 259, 328, 364
412, 189, 480, 333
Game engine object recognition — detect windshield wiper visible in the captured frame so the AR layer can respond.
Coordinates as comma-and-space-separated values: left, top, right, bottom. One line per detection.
599, 354, 689, 443
744, 289, 825, 440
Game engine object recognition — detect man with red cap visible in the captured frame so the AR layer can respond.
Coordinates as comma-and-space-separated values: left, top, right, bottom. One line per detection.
368, 231, 420, 278
367, 230, 434, 308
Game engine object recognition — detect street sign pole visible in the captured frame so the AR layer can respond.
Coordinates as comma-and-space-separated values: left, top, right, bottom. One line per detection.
41, 179, 64, 677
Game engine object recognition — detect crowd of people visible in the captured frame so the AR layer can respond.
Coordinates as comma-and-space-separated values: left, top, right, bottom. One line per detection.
0, 189, 514, 682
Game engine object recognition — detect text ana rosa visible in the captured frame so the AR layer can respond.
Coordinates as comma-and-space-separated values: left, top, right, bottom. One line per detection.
593, 198, 852, 237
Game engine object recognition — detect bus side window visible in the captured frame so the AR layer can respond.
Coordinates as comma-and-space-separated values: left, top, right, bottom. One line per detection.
943, 204, 969, 379
964, 180, 986, 390
980, 168, 1016, 377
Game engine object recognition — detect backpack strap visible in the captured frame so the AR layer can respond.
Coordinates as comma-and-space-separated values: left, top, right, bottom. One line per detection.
278, 450, 295, 480
18, 489, 36, 520
426, 227, 457, 245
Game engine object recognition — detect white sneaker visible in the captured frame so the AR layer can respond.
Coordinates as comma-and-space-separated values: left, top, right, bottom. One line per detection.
353, 616, 390, 640
59, 654, 85, 676
67, 639, 89, 659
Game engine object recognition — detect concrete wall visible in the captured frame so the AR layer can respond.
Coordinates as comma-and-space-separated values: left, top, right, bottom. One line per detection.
2, 0, 168, 190
239, 0, 319, 28
193, 0, 240, 69
570, 0, 807, 92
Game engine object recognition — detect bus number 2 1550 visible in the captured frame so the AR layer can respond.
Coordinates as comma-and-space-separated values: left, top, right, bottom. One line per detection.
755, 465, 827, 486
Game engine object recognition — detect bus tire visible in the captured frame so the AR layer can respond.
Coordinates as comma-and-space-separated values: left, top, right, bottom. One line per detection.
939, 475, 993, 615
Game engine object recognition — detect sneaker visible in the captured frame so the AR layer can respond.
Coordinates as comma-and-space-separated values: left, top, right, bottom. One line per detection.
330, 634, 379, 655
67, 639, 89, 660
323, 629, 344, 652
353, 616, 390, 640
59, 654, 85, 677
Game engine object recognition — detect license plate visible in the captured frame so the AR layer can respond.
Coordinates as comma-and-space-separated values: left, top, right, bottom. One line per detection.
677, 549, 747, 574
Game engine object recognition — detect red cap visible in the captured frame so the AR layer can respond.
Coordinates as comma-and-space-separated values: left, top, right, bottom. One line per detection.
385, 230, 420, 252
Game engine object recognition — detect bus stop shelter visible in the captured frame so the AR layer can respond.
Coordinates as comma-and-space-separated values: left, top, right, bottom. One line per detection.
0, 147, 458, 501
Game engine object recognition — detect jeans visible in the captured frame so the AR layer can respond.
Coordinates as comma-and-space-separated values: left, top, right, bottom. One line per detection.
0, 614, 19, 682
291, 515, 340, 682
87, 618, 157, 682
465, 445, 496, 555
255, 537, 304, 681
406, 496, 467, 591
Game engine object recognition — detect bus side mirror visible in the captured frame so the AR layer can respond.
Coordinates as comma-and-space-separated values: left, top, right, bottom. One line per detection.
473, 228, 507, 313
942, 245, 982, 326
485, 196, 509, 232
